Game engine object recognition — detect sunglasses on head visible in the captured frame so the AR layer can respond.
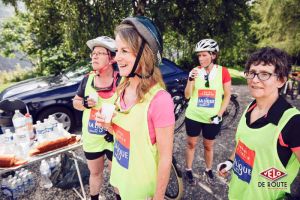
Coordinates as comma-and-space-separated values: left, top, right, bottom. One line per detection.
204, 75, 209, 88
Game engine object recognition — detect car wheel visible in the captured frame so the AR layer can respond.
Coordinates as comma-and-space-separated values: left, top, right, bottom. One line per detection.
37, 107, 75, 132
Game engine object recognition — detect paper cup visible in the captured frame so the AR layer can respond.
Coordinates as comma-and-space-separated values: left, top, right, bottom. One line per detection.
101, 103, 116, 123
89, 92, 98, 103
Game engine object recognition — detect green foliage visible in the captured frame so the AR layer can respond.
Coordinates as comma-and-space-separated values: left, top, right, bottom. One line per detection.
0, 65, 36, 84
251, 0, 300, 63
146, 0, 255, 70
1, 0, 256, 76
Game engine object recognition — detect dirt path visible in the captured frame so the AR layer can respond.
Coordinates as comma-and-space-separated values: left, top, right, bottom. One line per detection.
16, 85, 299, 200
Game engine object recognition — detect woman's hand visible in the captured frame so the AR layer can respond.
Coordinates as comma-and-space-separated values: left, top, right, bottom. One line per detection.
188, 68, 199, 80
95, 110, 114, 133
83, 96, 97, 108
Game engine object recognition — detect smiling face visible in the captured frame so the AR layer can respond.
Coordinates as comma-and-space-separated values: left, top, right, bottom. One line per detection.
197, 51, 215, 67
91, 46, 110, 71
114, 35, 137, 77
247, 63, 285, 100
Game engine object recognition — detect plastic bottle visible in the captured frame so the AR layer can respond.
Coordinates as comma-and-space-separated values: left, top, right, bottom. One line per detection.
49, 115, 59, 138
39, 160, 53, 189
49, 157, 56, 172
16, 178, 24, 197
3, 129, 14, 154
35, 121, 45, 143
12, 110, 26, 132
27, 171, 36, 191
12, 110, 30, 158
10, 180, 19, 200
25, 113, 35, 143
44, 119, 53, 140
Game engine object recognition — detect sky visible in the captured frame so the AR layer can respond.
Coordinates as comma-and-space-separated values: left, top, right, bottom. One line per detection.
0, 1, 31, 71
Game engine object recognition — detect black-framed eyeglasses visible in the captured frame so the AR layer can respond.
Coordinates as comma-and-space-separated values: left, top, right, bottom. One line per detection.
90, 52, 109, 58
204, 75, 209, 88
244, 71, 277, 81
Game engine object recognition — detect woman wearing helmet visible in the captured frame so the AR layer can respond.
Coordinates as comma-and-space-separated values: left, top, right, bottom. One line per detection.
184, 39, 232, 184
96, 16, 174, 200
73, 36, 119, 200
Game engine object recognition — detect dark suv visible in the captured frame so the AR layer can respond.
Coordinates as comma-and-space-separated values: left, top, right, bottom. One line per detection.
0, 58, 188, 133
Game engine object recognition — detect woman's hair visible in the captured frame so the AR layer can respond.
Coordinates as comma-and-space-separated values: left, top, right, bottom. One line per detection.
245, 47, 292, 81
211, 52, 218, 64
115, 23, 165, 103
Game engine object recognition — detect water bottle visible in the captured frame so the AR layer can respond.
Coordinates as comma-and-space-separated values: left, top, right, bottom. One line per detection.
39, 159, 53, 189
27, 172, 36, 191
12, 110, 30, 158
1, 177, 13, 199
3, 129, 14, 154
48, 115, 59, 138
25, 113, 35, 143
44, 119, 53, 140
0, 133, 5, 154
12, 110, 26, 131
35, 121, 46, 143
10, 180, 19, 200
16, 178, 24, 197
49, 157, 56, 172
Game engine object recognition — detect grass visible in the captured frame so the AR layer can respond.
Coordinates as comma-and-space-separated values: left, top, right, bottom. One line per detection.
228, 68, 247, 85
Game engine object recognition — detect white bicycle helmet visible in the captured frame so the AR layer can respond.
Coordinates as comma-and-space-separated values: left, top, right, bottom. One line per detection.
195, 39, 219, 53
86, 36, 116, 52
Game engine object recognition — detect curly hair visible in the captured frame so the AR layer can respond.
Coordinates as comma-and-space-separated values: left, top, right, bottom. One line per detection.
245, 47, 292, 81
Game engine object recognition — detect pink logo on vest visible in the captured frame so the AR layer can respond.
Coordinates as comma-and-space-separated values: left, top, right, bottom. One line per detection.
260, 168, 287, 181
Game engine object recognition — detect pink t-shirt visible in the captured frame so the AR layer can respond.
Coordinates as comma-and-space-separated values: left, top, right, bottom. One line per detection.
120, 90, 175, 144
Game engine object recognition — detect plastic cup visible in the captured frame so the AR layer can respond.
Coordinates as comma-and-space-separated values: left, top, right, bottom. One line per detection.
101, 103, 115, 123
89, 92, 98, 103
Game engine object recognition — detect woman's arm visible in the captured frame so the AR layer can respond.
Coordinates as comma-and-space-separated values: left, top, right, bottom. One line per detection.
73, 95, 85, 111
184, 68, 198, 99
153, 125, 174, 200
218, 81, 231, 117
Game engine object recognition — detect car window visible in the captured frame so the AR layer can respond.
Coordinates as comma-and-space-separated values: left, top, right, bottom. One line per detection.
160, 63, 176, 76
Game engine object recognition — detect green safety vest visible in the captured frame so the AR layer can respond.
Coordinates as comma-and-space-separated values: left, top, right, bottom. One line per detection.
110, 84, 164, 200
81, 72, 118, 152
229, 105, 300, 200
185, 65, 224, 123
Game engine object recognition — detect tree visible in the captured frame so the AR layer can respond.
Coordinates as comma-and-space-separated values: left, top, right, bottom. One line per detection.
1, 0, 255, 74
251, 0, 300, 64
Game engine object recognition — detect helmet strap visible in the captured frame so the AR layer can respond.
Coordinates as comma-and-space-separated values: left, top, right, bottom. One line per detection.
127, 40, 146, 78
136, 68, 154, 79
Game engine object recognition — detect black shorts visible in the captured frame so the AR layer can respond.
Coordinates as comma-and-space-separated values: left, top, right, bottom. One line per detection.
185, 117, 221, 140
84, 150, 113, 161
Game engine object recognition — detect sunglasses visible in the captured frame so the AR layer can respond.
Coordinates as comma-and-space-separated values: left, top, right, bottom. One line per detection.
204, 75, 210, 88
92, 78, 114, 92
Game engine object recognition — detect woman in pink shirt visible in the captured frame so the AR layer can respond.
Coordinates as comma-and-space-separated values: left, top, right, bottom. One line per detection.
96, 16, 175, 200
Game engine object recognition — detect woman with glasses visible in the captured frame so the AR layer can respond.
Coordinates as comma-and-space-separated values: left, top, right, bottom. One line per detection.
218, 47, 300, 200
184, 39, 232, 184
96, 16, 174, 200
73, 36, 119, 200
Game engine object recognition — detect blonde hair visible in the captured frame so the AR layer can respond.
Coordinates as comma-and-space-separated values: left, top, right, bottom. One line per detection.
115, 23, 165, 102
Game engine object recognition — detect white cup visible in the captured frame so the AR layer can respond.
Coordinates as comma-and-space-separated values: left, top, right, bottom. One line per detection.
101, 103, 116, 123
89, 92, 98, 103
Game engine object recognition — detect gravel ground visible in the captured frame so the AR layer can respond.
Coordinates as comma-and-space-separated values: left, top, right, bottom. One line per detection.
3, 85, 299, 200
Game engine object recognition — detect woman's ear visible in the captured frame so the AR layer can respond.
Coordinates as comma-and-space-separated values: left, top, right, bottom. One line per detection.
211, 54, 216, 60
278, 77, 287, 88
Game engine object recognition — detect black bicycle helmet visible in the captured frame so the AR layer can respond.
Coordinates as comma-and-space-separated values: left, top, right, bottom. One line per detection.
120, 16, 163, 78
